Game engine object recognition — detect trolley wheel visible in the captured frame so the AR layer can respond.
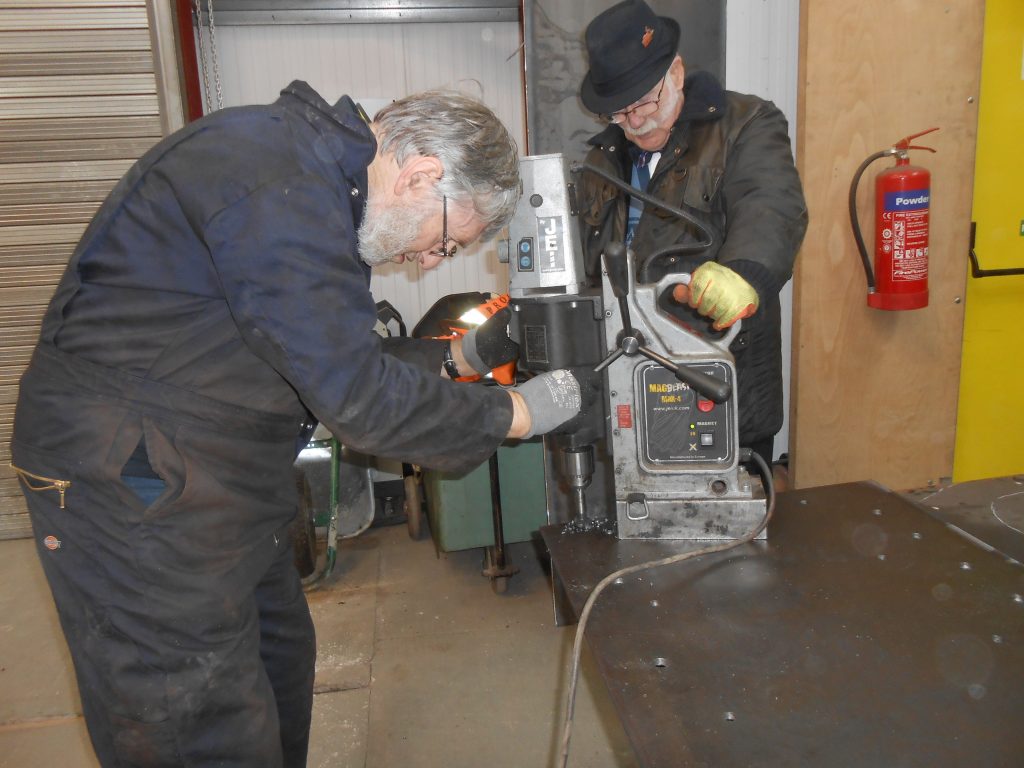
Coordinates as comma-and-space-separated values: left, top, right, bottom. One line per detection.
404, 473, 424, 540
291, 472, 318, 577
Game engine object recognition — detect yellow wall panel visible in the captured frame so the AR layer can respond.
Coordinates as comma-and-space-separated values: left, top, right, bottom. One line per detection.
954, 0, 1024, 481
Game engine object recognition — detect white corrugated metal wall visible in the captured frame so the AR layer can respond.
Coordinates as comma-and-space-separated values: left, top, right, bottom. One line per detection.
201, 19, 525, 333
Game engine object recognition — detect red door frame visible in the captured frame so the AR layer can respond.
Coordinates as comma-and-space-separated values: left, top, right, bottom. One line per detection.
173, 0, 204, 121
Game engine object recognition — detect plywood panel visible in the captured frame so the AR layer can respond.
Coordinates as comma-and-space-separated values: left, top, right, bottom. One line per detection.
792, 2, 985, 490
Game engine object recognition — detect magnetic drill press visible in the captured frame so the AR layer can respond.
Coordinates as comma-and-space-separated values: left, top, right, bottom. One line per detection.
499, 154, 766, 540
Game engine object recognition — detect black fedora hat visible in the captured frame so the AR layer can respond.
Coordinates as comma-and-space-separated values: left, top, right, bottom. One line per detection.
581, 0, 681, 115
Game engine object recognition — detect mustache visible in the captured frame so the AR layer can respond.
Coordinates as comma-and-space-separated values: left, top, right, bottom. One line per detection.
624, 119, 659, 137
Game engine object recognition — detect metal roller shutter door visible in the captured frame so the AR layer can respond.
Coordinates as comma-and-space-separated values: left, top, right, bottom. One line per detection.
0, 0, 177, 537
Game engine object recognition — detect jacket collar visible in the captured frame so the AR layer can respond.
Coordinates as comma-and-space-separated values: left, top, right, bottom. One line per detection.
676, 70, 727, 125
586, 70, 727, 154
277, 80, 377, 180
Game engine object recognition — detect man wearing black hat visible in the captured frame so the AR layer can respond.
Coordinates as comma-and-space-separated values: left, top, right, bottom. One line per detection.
577, 0, 808, 463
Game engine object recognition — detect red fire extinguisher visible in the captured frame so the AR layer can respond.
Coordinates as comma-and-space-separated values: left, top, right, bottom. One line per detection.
850, 128, 938, 310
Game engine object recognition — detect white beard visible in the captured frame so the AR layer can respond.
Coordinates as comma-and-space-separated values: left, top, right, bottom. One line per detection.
357, 197, 432, 266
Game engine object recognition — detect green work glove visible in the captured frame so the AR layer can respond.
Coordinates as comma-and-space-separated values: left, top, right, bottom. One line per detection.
671, 262, 759, 330
461, 308, 519, 374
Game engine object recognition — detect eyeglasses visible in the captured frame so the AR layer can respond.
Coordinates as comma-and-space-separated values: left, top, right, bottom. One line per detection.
435, 195, 458, 259
601, 74, 668, 124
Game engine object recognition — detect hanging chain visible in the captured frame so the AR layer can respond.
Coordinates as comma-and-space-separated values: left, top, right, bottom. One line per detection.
192, 0, 212, 112
206, 0, 224, 110
192, 0, 223, 112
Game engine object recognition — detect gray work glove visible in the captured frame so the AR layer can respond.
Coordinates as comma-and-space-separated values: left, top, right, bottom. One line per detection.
514, 369, 582, 438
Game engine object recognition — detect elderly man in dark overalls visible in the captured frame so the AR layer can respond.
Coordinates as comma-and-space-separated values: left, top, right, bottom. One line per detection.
11, 83, 581, 766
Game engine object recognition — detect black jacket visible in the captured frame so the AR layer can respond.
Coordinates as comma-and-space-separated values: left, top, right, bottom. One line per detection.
577, 72, 807, 443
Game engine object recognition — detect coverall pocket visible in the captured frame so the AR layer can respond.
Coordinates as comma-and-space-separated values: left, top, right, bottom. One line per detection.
116, 417, 184, 516
10, 439, 80, 522
10, 463, 71, 509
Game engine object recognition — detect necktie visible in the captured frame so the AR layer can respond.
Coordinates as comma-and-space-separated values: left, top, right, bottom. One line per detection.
626, 151, 653, 244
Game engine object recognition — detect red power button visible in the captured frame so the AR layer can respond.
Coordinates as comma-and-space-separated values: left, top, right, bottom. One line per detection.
697, 399, 715, 413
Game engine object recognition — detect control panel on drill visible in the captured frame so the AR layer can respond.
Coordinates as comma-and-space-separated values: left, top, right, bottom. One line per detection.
635, 363, 734, 466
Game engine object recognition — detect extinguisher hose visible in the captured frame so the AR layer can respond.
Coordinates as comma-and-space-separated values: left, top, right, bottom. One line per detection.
849, 149, 895, 293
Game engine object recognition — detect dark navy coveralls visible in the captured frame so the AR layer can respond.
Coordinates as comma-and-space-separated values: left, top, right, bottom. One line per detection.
11, 82, 512, 766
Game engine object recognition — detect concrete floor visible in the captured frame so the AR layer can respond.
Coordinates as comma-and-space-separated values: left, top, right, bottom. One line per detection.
0, 523, 638, 768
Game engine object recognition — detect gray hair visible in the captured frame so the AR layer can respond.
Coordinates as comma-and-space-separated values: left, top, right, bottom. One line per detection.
373, 90, 521, 241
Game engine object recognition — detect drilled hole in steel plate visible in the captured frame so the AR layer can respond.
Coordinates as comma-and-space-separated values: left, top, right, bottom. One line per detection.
710, 480, 728, 496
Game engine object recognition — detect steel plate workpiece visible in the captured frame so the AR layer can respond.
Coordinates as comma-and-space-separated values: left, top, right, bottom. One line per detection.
916, 475, 1024, 564
542, 482, 1024, 767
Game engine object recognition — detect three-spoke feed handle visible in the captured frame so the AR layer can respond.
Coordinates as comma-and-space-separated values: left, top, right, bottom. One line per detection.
595, 243, 733, 403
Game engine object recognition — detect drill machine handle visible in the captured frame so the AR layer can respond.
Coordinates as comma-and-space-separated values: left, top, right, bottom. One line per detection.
595, 251, 736, 403
639, 345, 732, 403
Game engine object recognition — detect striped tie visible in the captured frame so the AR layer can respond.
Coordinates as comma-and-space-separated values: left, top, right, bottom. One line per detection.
626, 151, 653, 245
